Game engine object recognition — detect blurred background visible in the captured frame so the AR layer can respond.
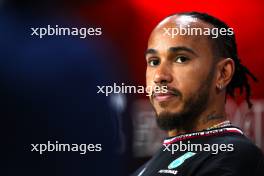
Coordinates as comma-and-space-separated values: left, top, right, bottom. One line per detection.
2, 0, 264, 175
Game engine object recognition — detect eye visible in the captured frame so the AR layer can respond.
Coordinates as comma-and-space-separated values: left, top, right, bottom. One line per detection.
174, 56, 189, 63
147, 58, 160, 66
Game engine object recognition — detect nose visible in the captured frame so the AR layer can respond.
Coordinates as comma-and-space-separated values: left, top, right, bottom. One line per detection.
153, 63, 172, 85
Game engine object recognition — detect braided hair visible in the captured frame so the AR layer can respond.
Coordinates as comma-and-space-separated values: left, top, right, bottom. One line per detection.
171, 12, 258, 108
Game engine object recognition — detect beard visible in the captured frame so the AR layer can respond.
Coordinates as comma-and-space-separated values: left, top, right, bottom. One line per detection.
155, 69, 215, 132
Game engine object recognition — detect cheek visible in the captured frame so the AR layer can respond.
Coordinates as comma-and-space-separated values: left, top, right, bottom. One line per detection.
146, 68, 153, 86
174, 65, 207, 92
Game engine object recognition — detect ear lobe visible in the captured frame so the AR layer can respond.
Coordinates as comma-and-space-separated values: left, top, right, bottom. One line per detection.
216, 58, 235, 89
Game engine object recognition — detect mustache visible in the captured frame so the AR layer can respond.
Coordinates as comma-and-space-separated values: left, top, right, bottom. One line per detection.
151, 85, 182, 97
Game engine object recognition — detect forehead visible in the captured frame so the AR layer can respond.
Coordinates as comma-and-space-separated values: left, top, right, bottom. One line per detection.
159, 15, 199, 27
148, 15, 214, 55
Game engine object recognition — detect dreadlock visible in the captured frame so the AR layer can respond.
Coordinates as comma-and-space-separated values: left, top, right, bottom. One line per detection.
170, 12, 258, 108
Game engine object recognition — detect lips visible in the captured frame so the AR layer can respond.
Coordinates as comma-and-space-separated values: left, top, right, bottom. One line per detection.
153, 90, 179, 102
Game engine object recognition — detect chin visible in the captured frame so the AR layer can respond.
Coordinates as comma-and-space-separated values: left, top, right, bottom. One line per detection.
155, 107, 182, 117
154, 103, 183, 115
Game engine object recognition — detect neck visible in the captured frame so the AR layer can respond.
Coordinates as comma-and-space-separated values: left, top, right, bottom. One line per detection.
168, 110, 227, 137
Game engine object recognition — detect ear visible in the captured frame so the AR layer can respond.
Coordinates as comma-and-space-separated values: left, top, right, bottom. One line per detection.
215, 58, 235, 91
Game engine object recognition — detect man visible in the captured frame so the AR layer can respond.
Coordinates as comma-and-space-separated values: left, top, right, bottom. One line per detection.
133, 12, 264, 176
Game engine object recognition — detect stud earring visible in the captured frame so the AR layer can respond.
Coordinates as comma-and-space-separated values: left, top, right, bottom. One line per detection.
217, 84, 223, 90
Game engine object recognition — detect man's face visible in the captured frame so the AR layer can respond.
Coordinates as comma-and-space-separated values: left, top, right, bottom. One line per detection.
146, 15, 217, 130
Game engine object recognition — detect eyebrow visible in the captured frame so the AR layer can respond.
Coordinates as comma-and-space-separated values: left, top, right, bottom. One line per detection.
145, 48, 157, 57
169, 46, 198, 56
145, 46, 198, 57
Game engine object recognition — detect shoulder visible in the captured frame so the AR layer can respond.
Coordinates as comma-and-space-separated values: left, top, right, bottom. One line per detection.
210, 133, 263, 156
198, 134, 264, 176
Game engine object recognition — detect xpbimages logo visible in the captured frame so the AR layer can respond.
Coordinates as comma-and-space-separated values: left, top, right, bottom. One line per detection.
96, 83, 168, 96
163, 141, 234, 154
31, 141, 102, 154
163, 25, 234, 39
30, 25, 102, 38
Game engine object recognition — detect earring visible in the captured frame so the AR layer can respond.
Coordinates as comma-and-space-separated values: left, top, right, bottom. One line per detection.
218, 84, 223, 90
